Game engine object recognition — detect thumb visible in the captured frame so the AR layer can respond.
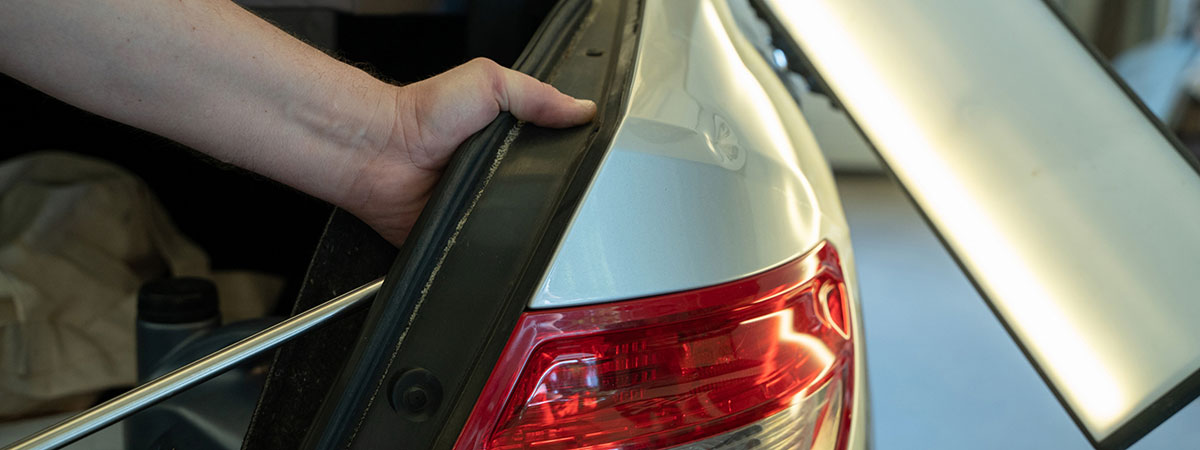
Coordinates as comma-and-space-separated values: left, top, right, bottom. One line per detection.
494, 65, 597, 128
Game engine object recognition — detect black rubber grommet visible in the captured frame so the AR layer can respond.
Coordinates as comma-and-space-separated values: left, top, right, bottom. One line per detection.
389, 368, 443, 422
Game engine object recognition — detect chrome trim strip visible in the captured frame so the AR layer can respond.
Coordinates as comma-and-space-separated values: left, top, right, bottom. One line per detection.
4, 278, 383, 450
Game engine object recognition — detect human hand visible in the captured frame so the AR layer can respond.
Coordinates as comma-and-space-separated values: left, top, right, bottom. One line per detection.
0, 0, 592, 248
342, 58, 596, 246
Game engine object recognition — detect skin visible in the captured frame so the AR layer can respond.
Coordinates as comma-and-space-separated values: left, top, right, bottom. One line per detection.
0, 0, 596, 245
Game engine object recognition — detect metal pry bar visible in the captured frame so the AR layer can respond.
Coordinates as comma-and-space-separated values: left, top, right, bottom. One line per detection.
4, 277, 384, 450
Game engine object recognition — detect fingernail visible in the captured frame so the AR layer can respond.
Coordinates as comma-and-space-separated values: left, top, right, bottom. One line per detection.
575, 99, 597, 110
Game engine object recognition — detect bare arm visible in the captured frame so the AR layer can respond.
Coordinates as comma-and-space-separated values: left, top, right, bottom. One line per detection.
0, 0, 595, 244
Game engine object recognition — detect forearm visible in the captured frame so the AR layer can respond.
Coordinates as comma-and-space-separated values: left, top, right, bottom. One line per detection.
0, 0, 393, 207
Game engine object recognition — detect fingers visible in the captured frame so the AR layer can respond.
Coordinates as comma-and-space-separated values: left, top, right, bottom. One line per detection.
500, 69, 596, 127
470, 58, 596, 128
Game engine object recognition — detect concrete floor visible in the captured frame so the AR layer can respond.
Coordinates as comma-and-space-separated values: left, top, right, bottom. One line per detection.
837, 175, 1200, 450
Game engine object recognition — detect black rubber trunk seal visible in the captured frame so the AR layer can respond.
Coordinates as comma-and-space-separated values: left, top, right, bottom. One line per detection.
300, 0, 642, 448
241, 208, 395, 450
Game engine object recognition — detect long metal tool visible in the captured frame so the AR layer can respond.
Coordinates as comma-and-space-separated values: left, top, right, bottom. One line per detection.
4, 277, 384, 450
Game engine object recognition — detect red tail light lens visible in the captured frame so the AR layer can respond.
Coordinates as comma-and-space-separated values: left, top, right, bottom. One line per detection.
455, 241, 855, 450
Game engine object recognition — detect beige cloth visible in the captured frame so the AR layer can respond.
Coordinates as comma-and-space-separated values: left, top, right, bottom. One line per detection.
0, 152, 282, 418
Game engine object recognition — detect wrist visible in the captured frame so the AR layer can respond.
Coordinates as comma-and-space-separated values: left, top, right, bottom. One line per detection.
336, 83, 439, 239
287, 73, 403, 213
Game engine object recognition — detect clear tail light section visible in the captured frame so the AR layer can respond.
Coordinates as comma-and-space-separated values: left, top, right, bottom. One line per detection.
454, 241, 854, 450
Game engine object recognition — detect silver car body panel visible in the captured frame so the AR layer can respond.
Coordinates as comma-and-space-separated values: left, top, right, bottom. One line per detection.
530, 0, 850, 309
528, 0, 868, 448
763, 0, 1200, 447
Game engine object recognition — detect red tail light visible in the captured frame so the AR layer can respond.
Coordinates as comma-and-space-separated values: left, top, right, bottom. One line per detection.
455, 241, 855, 450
